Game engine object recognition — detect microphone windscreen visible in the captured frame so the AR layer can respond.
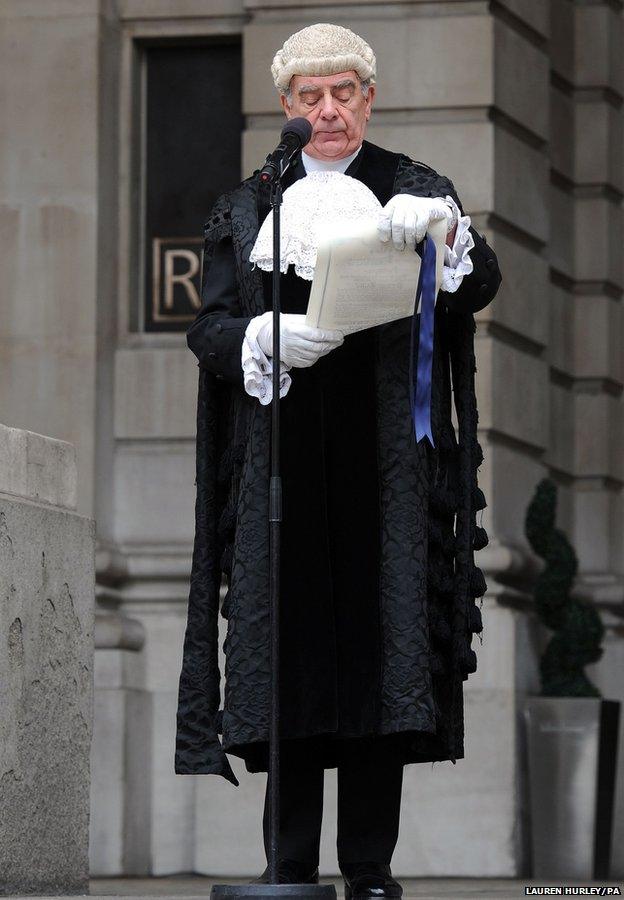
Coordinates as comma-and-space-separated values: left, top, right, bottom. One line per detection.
281, 117, 313, 147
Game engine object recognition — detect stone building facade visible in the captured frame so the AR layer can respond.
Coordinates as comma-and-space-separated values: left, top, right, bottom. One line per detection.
1, 0, 623, 879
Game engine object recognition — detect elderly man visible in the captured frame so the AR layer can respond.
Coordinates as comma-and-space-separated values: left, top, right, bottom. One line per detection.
175, 22, 501, 896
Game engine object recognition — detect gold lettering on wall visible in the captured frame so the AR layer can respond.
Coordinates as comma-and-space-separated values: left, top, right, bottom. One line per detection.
152, 237, 204, 324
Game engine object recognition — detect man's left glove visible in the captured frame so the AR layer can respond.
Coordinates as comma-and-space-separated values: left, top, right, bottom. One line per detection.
255, 312, 344, 369
378, 194, 457, 251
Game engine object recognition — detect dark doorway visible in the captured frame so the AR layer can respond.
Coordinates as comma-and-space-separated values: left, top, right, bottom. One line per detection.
142, 41, 242, 332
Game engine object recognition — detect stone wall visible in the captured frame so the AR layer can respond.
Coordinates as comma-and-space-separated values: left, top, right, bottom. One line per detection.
0, 424, 95, 894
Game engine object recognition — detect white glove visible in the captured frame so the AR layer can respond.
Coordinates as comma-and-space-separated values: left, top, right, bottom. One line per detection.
378, 194, 457, 251
255, 312, 344, 369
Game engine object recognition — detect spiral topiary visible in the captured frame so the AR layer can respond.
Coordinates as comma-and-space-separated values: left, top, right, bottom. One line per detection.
524, 478, 604, 697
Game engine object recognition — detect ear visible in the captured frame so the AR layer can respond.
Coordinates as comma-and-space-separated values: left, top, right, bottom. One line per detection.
365, 84, 376, 121
279, 92, 293, 119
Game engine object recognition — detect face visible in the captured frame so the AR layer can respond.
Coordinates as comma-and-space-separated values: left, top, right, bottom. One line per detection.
280, 70, 375, 161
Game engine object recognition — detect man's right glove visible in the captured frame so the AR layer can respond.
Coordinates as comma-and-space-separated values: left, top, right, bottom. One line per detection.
255, 312, 344, 369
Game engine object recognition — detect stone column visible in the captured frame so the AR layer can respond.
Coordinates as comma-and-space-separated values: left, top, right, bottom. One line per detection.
0, 424, 95, 894
552, 0, 624, 875
97, 0, 249, 876
89, 610, 147, 876
0, 0, 120, 519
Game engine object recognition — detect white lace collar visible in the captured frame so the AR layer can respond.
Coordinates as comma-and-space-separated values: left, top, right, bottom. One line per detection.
249, 170, 380, 280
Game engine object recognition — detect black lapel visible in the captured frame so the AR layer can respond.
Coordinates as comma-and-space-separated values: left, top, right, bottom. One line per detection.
346, 140, 403, 205
282, 151, 307, 189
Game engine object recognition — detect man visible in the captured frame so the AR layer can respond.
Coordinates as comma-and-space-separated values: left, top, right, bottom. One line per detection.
175, 23, 501, 896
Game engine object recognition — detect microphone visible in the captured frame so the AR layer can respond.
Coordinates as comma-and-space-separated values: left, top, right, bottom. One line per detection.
259, 117, 313, 183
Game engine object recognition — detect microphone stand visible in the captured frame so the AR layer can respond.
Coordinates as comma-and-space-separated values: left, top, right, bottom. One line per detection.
268, 173, 283, 888
210, 156, 336, 900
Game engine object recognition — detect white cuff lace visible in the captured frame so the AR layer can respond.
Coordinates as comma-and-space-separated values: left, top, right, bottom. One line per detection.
440, 196, 474, 293
241, 313, 292, 405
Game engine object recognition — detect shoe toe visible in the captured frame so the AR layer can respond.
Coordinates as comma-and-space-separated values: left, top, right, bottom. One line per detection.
341, 863, 403, 900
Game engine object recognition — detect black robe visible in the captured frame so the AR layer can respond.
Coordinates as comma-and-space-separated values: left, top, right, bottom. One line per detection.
174, 141, 501, 786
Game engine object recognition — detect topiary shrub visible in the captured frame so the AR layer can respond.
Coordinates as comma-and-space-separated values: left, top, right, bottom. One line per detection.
524, 477, 604, 697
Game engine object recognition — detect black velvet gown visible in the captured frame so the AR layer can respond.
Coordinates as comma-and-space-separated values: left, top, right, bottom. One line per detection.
175, 140, 502, 784
267, 267, 383, 745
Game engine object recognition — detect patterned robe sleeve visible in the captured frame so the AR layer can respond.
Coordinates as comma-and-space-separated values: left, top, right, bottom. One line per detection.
175, 196, 240, 786
186, 195, 253, 387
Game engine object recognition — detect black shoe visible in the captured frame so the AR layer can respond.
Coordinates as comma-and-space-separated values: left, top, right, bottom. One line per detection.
340, 862, 403, 900
253, 858, 320, 884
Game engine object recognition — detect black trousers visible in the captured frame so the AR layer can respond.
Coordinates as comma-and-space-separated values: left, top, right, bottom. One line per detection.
262, 736, 404, 869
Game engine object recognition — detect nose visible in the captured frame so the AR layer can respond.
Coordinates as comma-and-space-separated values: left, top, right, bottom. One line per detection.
319, 91, 339, 119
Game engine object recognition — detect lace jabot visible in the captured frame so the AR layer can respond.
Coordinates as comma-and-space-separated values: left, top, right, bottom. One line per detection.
249, 171, 382, 281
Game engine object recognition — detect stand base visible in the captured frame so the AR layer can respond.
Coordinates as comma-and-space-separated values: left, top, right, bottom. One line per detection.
210, 884, 337, 900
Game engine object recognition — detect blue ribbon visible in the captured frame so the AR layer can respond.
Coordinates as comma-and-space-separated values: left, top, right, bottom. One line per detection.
409, 234, 437, 447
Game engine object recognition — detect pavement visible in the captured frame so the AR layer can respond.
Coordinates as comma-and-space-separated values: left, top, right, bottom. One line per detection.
7, 877, 623, 900
83, 876, 623, 900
